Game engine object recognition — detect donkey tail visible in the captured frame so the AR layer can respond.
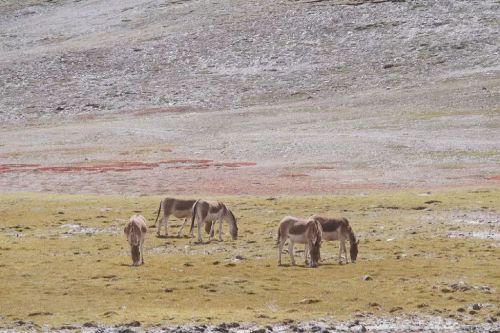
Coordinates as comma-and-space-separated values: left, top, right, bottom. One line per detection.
189, 200, 200, 234
151, 200, 162, 227
276, 226, 281, 245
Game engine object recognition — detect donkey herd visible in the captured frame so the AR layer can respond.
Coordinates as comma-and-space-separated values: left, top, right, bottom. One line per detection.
124, 197, 359, 268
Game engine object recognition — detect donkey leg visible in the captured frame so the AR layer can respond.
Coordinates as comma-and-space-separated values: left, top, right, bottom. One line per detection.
196, 218, 203, 243
140, 240, 144, 265
218, 219, 223, 241
288, 241, 296, 266
177, 218, 188, 237
278, 240, 285, 266
338, 241, 343, 264
156, 215, 164, 236
157, 215, 169, 237
304, 243, 309, 265
342, 241, 349, 264
208, 221, 216, 241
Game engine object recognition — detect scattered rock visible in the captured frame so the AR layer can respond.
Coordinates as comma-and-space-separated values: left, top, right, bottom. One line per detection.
362, 275, 372, 281
297, 298, 321, 304
251, 329, 266, 333
118, 329, 135, 333
469, 303, 482, 311
424, 200, 441, 204
83, 321, 99, 328
28, 311, 53, 316
59, 325, 78, 330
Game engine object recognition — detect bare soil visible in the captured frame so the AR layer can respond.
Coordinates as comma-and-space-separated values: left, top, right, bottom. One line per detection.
0, 0, 499, 195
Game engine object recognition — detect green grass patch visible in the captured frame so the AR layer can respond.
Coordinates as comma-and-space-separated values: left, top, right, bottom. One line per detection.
0, 189, 499, 327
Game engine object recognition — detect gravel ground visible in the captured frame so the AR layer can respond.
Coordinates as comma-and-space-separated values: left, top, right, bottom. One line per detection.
0, 0, 499, 195
2, 315, 499, 332
0, 0, 499, 123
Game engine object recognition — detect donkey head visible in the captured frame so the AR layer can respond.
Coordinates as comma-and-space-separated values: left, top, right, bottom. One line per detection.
309, 243, 321, 268
308, 220, 322, 268
227, 210, 238, 240
350, 239, 359, 263
131, 245, 141, 266
124, 223, 140, 247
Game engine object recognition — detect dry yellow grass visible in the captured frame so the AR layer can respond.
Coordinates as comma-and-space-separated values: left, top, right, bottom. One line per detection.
0, 188, 499, 328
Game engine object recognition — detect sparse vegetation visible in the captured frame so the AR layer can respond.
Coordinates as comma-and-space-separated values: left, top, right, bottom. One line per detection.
0, 188, 498, 328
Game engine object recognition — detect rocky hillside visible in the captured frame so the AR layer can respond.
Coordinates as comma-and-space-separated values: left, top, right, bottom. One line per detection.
1, 0, 499, 123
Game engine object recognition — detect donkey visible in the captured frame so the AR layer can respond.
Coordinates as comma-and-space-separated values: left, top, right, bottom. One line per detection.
277, 216, 322, 268
152, 197, 196, 237
124, 214, 148, 266
309, 214, 359, 264
189, 200, 238, 243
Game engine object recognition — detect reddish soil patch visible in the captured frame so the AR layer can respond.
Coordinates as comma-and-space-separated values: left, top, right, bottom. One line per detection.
212, 162, 257, 168
0, 164, 41, 173
0, 160, 256, 174
488, 176, 500, 181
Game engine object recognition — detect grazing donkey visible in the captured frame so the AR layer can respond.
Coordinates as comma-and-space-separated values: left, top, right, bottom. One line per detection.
189, 200, 238, 243
277, 216, 322, 268
124, 214, 147, 266
309, 214, 359, 264
152, 197, 196, 237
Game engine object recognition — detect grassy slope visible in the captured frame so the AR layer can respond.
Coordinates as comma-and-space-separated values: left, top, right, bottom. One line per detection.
0, 188, 499, 327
